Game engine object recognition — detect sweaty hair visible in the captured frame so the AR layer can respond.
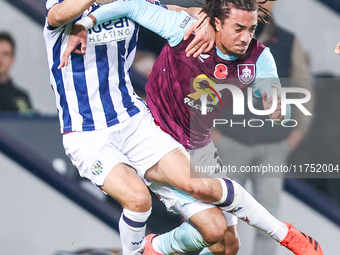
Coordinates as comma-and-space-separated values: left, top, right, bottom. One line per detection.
201, 0, 275, 30
0, 32, 16, 55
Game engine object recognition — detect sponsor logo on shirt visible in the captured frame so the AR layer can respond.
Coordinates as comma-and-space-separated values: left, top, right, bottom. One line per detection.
188, 74, 223, 107
198, 54, 210, 63
88, 18, 131, 46
180, 16, 191, 28
184, 97, 213, 113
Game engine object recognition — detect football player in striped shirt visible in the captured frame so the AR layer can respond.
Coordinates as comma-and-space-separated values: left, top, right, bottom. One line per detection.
44, 1, 228, 255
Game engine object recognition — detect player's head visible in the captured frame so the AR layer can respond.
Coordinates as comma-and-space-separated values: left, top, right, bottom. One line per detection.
0, 32, 16, 79
202, 0, 271, 57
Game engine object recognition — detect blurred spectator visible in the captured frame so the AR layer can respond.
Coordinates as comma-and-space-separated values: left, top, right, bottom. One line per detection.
211, 1, 314, 255
0, 32, 33, 114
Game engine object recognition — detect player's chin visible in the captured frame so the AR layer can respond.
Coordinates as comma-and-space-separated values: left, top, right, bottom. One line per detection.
235, 44, 248, 51
230, 50, 246, 58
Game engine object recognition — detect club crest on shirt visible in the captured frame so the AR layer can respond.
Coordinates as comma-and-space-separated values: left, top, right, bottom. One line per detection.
237, 64, 255, 84
91, 160, 103, 176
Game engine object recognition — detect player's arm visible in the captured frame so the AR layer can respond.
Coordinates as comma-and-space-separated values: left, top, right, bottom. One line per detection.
58, 0, 210, 67
47, 0, 117, 27
47, 0, 96, 27
261, 85, 284, 124
161, 5, 201, 18
96, 0, 117, 4
88, 0, 195, 42
252, 48, 291, 124
335, 42, 340, 54
153, 5, 214, 57
184, 8, 214, 57
81, 1, 213, 54
286, 37, 313, 150
58, 0, 183, 68
166, 5, 186, 12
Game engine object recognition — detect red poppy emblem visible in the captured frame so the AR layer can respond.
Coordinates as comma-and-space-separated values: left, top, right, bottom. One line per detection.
214, 64, 228, 79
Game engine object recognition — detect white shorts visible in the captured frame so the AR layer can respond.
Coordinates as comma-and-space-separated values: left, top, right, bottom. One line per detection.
63, 108, 182, 186
149, 141, 238, 226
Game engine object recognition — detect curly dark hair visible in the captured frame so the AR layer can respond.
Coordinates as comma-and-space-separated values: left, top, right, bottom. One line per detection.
199, 0, 276, 30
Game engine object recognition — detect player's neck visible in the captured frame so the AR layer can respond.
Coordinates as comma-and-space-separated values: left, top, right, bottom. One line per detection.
215, 46, 238, 61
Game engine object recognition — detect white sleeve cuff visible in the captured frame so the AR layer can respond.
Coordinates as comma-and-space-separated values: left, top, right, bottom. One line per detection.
75, 16, 94, 30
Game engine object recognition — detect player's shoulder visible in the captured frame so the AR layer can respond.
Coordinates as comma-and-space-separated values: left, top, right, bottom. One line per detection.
249, 38, 267, 52
171, 34, 193, 53
243, 38, 268, 62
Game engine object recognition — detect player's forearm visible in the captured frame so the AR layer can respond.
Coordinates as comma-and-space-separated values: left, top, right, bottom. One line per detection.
48, 0, 96, 27
167, 5, 202, 16
286, 129, 304, 151
335, 42, 340, 54
88, 0, 134, 25
168, 6, 207, 23
79, 0, 187, 43
186, 7, 205, 20
166, 5, 186, 12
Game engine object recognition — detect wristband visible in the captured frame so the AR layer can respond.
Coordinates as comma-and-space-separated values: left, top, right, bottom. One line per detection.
75, 16, 94, 30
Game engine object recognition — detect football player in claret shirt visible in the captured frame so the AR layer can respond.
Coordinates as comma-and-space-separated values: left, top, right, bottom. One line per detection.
59, 0, 323, 254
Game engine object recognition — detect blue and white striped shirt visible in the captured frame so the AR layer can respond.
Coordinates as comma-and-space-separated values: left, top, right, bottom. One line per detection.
44, 0, 157, 133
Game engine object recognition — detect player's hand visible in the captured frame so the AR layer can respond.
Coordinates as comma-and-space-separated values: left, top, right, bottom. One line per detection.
96, 0, 116, 5
335, 42, 340, 55
184, 15, 215, 58
58, 24, 87, 69
262, 86, 284, 124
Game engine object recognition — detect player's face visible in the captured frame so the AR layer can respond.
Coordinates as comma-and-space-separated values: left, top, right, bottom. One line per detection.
0, 40, 15, 77
215, 8, 258, 57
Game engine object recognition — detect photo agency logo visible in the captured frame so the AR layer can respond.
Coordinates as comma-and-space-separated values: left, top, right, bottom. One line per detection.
186, 74, 312, 128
